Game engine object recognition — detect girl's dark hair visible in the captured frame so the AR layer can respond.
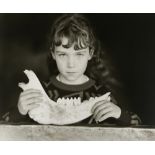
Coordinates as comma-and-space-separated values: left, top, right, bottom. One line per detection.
49, 14, 95, 53
48, 14, 121, 92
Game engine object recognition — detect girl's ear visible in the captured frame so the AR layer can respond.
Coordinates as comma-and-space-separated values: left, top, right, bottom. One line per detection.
88, 49, 94, 60
51, 51, 56, 60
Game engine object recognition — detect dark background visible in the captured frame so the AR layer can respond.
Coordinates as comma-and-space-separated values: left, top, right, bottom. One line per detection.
0, 13, 155, 125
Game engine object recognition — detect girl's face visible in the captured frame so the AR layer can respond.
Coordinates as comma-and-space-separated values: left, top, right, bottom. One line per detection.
52, 37, 93, 85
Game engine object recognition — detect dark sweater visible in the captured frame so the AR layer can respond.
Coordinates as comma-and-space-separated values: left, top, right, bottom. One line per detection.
42, 76, 132, 125
2, 76, 140, 126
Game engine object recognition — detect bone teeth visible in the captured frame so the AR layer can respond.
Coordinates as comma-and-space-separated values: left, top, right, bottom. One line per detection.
69, 98, 74, 105
57, 98, 62, 104
73, 97, 76, 105
73, 97, 81, 105
56, 97, 82, 105
61, 97, 66, 105
65, 98, 70, 105
77, 97, 81, 105
72, 97, 77, 105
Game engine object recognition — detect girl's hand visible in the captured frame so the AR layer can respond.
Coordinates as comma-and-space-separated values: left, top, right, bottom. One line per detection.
91, 100, 121, 123
17, 89, 43, 115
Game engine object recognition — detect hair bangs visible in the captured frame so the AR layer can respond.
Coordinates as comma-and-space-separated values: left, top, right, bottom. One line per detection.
53, 21, 90, 50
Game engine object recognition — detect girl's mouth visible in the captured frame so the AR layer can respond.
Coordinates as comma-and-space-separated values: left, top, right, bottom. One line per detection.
67, 72, 77, 74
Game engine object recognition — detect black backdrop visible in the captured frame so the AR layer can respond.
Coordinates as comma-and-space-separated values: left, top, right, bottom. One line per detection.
1, 13, 155, 125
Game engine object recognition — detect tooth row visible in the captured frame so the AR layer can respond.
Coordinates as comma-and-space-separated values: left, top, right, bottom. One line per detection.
56, 96, 103, 106
57, 97, 81, 105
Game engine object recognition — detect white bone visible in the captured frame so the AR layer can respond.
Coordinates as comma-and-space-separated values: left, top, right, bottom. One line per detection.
19, 69, 111, 125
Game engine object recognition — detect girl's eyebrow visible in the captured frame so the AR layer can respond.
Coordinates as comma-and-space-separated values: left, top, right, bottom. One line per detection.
56, 50, 86, 53
76, 50, 86, 53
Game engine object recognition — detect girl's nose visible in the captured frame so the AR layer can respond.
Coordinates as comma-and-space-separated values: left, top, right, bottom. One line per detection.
67, 56, 75, 68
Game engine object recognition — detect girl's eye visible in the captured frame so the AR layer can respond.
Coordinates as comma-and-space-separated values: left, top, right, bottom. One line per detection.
77, 53, 84, 56
59, 54, 66, 57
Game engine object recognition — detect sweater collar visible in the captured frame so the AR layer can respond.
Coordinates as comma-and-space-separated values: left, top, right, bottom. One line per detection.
49, 75, 95, 91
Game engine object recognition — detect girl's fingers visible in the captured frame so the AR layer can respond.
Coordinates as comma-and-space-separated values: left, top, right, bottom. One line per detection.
20, 90, 43, 101
93, 106, 112, 122
27, 102, 40, 110
130, 120, 139, 125
98, 111, 114, 122
20, 89, 42, 97
21, 97, 43, 106
91, 100, 108, 113
24, 102, 41, 113
131, 114, 141, 124
93, 103, 111, 118
21, 101, 42, 115
131, 114, 141, 121
18, 97, 43, 115
92, 101, 121, 122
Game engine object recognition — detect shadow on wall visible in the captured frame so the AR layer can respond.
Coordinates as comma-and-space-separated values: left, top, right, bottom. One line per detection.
1, 40, 50, 114
0, 14, 60, 114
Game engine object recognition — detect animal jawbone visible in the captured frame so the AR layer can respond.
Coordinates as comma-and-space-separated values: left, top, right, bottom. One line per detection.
18, 70, 110, 125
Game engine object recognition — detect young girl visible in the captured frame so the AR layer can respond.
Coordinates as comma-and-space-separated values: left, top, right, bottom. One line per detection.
5, 14, 141, 125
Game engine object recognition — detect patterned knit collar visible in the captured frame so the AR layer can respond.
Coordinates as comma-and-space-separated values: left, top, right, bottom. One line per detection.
49, 75, 95, 92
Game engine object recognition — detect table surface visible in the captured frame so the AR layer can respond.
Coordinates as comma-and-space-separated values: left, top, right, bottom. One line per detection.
0, 123, 155, 140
